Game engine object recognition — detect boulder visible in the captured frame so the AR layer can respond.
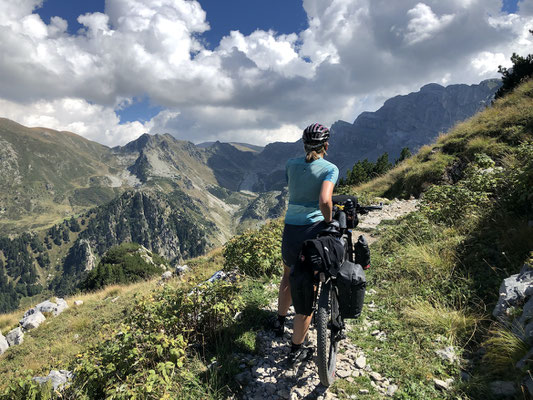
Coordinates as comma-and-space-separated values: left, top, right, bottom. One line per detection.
175, 265, 190, 275
36, 300, 57, 314
74, 300, 84, 306
0, 332, 9, 355
22, 307, 37, 320
55, 298, 68, 314
21, 310, 46, 330
161, 271, 173, 281
493, 264, 533, 322
207, 270, 226, 283
35, 298, 68, 316
435, 346, 458, 364
434, 378, 453, 391
6, 327, 24, 346
33, 370, 73, 390
490, 381, 516, 397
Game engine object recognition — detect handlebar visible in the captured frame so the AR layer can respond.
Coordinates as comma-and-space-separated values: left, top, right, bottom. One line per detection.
356, 203, 383, 214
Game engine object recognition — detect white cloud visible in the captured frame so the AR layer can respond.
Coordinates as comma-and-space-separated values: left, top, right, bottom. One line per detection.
0, 97, 147, 145
404, 3, 455, 45
0, 0, 532, 146
471, 51, 508, 75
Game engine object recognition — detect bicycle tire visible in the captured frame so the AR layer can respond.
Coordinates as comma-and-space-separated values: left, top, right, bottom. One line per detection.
316, 282, 339, 386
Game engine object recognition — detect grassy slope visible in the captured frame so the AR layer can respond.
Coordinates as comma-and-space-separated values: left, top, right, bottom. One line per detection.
329, 81, 533, 399
0, 248, 227, 388
0, 118, 123, 233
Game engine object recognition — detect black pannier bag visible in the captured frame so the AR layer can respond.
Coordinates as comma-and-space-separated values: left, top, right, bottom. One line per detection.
336, 260, 366, 319
354, 235, 371, 269
289, 262, 315, 316
290, 235, 345, 316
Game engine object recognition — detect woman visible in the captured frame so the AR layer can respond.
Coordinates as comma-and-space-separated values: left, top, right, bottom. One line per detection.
273, 123, 339, 363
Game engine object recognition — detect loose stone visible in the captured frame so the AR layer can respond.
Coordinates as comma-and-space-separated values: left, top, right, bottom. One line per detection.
355, 355, 367, 369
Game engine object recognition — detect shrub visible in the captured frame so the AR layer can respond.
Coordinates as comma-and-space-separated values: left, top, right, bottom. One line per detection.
0, 376, 56, 400
64, 279, 243, 399
420, 153, 504, 226
80, 243, 166, 291
223, 219, 283, 277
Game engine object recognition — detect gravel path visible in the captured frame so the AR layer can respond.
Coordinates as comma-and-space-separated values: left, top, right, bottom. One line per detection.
235, 199, 419, 399
353, 198, 418, 244
235, 295, 397, 400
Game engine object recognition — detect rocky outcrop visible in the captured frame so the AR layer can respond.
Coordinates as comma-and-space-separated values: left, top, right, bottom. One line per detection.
6, 327, 24, 346
161, 271, 173, 281
33, 370, 73, 390
20, 309, 46, 330
491, 262, 533, 397
493, 264, 533, 323
35, 298, 68, 316
0, 332, 9, 355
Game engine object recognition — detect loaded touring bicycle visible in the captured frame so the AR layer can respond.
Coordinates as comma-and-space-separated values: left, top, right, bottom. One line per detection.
290, 195, 381, 386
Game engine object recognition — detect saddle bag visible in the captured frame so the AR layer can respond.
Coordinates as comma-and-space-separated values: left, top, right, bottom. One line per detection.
290, 235, 345, 316
336, 260, 366, 319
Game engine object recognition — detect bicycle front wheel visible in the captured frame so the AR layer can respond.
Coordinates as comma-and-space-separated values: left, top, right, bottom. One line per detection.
316, 282, 339, 386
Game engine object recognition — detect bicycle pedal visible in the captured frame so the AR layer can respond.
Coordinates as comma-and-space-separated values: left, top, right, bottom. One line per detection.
335, 332, 346, 342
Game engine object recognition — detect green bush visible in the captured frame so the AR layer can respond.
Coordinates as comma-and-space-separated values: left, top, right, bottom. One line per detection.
420, 153, 504, 226
63, 279, 243, 399
0, 375, 56, 400
223, 219, 283, 277
80, 243, 166, 291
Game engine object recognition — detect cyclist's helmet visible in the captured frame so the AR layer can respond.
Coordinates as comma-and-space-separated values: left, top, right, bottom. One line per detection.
302, 123, 330, 149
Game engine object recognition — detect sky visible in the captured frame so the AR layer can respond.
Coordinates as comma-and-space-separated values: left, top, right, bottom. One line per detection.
0, 0, 532, 147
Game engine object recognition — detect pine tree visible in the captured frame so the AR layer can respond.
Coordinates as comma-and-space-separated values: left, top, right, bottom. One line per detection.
396, 147, 412, 164
495, 30, 533, 99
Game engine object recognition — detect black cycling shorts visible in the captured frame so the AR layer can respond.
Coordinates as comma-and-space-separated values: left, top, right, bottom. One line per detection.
281, 220, 327, 268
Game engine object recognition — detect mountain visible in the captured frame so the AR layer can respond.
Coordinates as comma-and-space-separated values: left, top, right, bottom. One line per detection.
327, 79, 502, 176
0, 118, 128, 232
0, 78, 501, 311
197, 141, 264, 153
249, 79, 501, 190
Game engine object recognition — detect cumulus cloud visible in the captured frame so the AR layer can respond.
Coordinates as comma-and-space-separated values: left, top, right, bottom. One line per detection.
404, 3, 455, 45
0, 0, 532, 146
0, 97, 147, 145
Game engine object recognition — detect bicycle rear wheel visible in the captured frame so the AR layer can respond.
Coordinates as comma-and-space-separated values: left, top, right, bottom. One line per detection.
316, 282, 340, 386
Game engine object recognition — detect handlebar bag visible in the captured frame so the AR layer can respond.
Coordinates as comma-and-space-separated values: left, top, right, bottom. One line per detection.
336, 260, 366, 319
332, 195, 359, 228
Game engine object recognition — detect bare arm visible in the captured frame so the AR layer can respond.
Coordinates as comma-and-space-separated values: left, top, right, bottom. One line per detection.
319, 180, 335, 223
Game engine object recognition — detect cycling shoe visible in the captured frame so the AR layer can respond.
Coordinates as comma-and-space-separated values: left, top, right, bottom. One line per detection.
269, 316, 285, 337
287, 346, 314, 365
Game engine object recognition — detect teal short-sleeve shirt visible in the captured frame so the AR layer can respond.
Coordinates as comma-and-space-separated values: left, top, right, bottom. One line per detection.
284, 157, 339, 225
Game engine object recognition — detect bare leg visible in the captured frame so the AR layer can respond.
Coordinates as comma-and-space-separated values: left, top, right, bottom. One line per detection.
277, 264, 292, 316
292, 313, 313, 345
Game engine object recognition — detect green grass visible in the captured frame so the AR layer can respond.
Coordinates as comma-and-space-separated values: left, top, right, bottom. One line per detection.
0, 246, 228, 391
346, 80, 533, 200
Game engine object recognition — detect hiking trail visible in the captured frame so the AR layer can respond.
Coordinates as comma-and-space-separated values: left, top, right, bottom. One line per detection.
234, 199, 419, 399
